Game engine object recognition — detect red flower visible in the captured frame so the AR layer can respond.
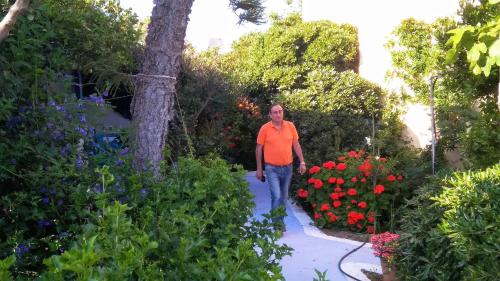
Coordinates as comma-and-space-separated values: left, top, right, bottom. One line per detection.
351, 199, 357, 204
361, 177, 367, 183
379, 157, 387, 162
334, 187, 342, 192
336, 178, 345, 185
314, 213, 321, 220
336, 163, 347, 171
368, 216, 375, 223
309, 165, 321, 174
347, 188, 358, 196
307, 177, 316, 184
322, 161, 336, 169
327, 212, 338, 222
320, 203, 330, 211
347, 211, 365, 225
314, 179, 324, 189
347, 150, 358, 158
338, 156, 346, 162
387, 175, 396, 182
297, 188, 309, 198
339, 192, 346, 198
330, 192, 339, 200
367, 226, 375, 234
333, 200, 342, 208
358, 159, 374, 174
328, 177, 336, 184
397, 175, 404, 181
358, 201, 367, 209
351, 177, 358, 183
374, 184, 385, 195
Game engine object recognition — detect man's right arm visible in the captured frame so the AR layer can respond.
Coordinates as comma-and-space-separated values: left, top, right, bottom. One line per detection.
255, 144, 263, 180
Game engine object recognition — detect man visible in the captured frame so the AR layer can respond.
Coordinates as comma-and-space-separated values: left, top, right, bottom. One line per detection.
256, 103, 306, 231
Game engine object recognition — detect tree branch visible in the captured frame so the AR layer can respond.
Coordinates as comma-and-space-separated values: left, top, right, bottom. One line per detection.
0, 0, 30, 43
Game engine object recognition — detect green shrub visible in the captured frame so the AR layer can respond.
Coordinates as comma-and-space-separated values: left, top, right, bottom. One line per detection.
396, 165, 500, 280
435, 165, 500, 281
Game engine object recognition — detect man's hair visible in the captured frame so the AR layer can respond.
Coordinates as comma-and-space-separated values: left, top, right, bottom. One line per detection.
268, 103, 284, 115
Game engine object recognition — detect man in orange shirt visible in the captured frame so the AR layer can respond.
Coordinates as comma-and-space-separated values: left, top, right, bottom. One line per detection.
256, 104, 306, 230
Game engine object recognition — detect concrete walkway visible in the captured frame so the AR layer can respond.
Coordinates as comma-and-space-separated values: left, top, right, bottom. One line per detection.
246, 171, 382, 281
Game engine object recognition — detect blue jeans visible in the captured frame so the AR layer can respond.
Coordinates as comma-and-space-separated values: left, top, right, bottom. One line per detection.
265, 163, 292, 224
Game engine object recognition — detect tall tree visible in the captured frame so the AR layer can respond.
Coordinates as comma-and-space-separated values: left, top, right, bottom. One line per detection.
131, 0, 264, 174
0, 0, 30, 43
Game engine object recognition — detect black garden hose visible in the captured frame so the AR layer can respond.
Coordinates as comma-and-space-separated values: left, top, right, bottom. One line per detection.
337, 238, 370, 281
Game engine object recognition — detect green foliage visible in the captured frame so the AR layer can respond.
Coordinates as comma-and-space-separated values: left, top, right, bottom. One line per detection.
386, 4, 499, 168
396, 165, 500, 281
225, 13, 359, 96
395, 175, 464, 281
41, 202, 161, 281
134, 156, 291, 280
435, 165, 500, 281
446, 0, 500, 76
280, 68, 383, 164
0, 255, 15, 281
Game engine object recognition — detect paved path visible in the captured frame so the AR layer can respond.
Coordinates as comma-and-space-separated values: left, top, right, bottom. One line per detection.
246, 172, 382, 281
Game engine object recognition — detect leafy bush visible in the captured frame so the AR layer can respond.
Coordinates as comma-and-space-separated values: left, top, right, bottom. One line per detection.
293, 150, 407, 233
396, 165, 500, 280
435, 165, 500, 281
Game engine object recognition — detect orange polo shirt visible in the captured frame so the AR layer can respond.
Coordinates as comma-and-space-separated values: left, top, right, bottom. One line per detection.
256, 120, 299, 166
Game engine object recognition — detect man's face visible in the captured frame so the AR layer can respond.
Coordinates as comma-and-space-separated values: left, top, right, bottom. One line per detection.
269, 105, 284, 123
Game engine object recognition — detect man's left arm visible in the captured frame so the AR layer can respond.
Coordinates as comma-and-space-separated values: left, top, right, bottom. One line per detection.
292, 141, 306, 175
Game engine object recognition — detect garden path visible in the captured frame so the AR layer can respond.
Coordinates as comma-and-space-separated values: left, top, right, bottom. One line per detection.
246, 171, 382, 281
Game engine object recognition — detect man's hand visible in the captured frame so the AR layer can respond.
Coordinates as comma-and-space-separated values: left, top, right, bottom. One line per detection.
256, 169, 264, 181
298, 162, 306, 175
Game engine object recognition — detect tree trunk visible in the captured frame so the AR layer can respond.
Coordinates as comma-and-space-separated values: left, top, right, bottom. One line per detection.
131, 0, 194, 175
0, 0, 30, 43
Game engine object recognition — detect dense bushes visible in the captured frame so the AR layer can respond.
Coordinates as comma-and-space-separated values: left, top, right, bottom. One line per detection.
396, 165, 500, 280
1, 156, 291, 279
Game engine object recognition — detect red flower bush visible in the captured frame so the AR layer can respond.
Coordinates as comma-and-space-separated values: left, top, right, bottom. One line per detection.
295, 151, 405, 233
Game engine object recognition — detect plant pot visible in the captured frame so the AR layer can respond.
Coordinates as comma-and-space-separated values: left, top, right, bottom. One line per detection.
381, 259, 398, 281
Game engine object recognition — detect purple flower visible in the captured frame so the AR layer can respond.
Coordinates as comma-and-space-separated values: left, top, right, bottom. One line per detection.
140, 188, 149, 197
78, 114, 86, 123
115, 159, 125, 166
42, 197, 50, 204
75, 126, 87, 136
48, 101, 56, 107
76, 157, 84, 170
94, 184, 104, 193
15, 243, 29, 256
119, 147, 129, 157
102, 90, 109, 97
89, 95, 104, 105
37, 220, 53, 228
61, 144, 72, 157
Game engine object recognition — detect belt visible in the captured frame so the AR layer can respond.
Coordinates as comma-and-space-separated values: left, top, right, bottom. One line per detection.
265, 163, 292, 167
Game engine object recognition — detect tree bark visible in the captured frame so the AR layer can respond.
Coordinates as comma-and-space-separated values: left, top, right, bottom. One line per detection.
131, 0, 194, 175
0, 0, 30, 43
